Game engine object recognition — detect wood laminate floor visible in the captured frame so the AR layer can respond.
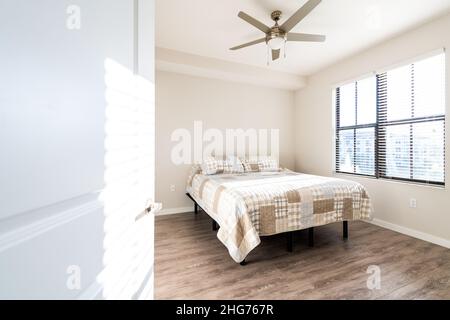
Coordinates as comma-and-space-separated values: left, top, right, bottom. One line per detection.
155, 212, 450, 300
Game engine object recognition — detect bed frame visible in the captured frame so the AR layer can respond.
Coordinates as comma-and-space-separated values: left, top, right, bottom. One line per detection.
186, 193, 349, 266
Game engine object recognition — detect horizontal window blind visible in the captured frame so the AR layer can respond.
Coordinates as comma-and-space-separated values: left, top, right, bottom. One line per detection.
378, 53, 446, 185
336, 52, 446, 185
336, 77, 377, 177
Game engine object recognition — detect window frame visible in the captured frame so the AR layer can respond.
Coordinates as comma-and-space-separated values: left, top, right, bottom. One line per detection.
334, 50, 446, 186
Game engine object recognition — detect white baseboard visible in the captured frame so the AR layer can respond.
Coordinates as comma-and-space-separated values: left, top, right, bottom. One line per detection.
155, 210, 450, 249
370, 218, 450, 249
156, 206, 193, 216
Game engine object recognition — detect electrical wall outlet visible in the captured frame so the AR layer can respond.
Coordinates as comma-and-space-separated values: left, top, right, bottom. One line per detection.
170, 185, 176, 192
409, 198, 417, 208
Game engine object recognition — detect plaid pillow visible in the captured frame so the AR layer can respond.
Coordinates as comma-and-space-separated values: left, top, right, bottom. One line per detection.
242, 157, 279, 172
225, 156, 244, 174
242, 158, 260, 172
201, 156, 245, 175
201, 156, 222, 175
258, 157, 279, 172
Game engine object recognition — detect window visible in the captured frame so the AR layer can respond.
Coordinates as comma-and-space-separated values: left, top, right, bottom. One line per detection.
336, 76, 377, 176
335, 52, 446, 186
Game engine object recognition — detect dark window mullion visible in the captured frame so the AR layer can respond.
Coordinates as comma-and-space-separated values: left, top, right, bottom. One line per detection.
444, 119, 446, 183
339, 123, 378, 130
353, 129, 357, 173
410, 64, 415, 180
354, 82, 358, 173
375, 75, 380, 178
377, 73, 388, 179
336, 87, 341, 172
382, 115, 444, 126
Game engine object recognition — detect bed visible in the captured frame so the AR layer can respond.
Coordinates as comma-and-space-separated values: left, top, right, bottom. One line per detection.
186, 168, 372, 264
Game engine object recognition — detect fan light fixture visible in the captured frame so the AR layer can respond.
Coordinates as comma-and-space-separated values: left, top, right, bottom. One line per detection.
267, 36, 285, 50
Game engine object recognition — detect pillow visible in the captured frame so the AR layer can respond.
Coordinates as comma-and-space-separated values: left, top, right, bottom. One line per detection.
201, 156, 223, 175
242, 156, 279, 172
226, 155, 244, 174
201, 156, 245, 175
257, 157, 279, 172
242, 158, 260, 173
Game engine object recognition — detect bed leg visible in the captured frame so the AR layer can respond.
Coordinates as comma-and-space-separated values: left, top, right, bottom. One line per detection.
287, 232, 293, 252
343, 221, 348, 240
212, 220, 218, 231
308, 228, 314, 247
194, 203, 198, 215
240, 259, 247, 266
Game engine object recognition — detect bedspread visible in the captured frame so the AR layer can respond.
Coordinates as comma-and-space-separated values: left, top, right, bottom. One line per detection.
187, 170, 372, 263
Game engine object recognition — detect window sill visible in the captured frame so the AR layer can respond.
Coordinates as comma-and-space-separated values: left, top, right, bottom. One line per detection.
333, 172, 446, 190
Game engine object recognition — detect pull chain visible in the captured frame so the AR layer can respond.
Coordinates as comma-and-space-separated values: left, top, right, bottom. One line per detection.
284, 40, 287, 58
266, 45, 270, 66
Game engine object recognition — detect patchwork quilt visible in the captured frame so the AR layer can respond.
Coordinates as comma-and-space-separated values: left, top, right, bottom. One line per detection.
186, 170, 372, 263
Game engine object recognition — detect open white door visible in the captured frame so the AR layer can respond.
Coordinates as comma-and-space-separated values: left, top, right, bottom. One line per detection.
0, 0, 155, 299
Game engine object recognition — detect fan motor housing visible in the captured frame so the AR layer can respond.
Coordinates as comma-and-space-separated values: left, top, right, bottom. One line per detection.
266, 26, 286, 44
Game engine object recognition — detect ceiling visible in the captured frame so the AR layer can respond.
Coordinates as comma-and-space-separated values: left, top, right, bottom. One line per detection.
156, 0, 450, 76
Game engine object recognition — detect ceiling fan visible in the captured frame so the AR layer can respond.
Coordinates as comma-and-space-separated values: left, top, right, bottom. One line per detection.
230, 0, 326, 62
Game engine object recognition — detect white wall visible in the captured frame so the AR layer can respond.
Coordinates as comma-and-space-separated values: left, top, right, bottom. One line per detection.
156, 71, 296, 211
294, 12, 450, 245
0, 0, 155, 299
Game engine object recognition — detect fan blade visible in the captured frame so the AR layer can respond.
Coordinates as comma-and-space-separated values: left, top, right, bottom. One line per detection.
287, 33, 326, 42
281, 0, 322, 33
238, 11, 271, 34
272, 49, 280, 61
230, 38, 266, 50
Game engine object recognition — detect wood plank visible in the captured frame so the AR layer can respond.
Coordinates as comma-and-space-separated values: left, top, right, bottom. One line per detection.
154, 212, 450, 300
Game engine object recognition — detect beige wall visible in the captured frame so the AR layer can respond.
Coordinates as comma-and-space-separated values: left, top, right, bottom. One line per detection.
156, 71, 296, 210
295, 13, 450, 243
